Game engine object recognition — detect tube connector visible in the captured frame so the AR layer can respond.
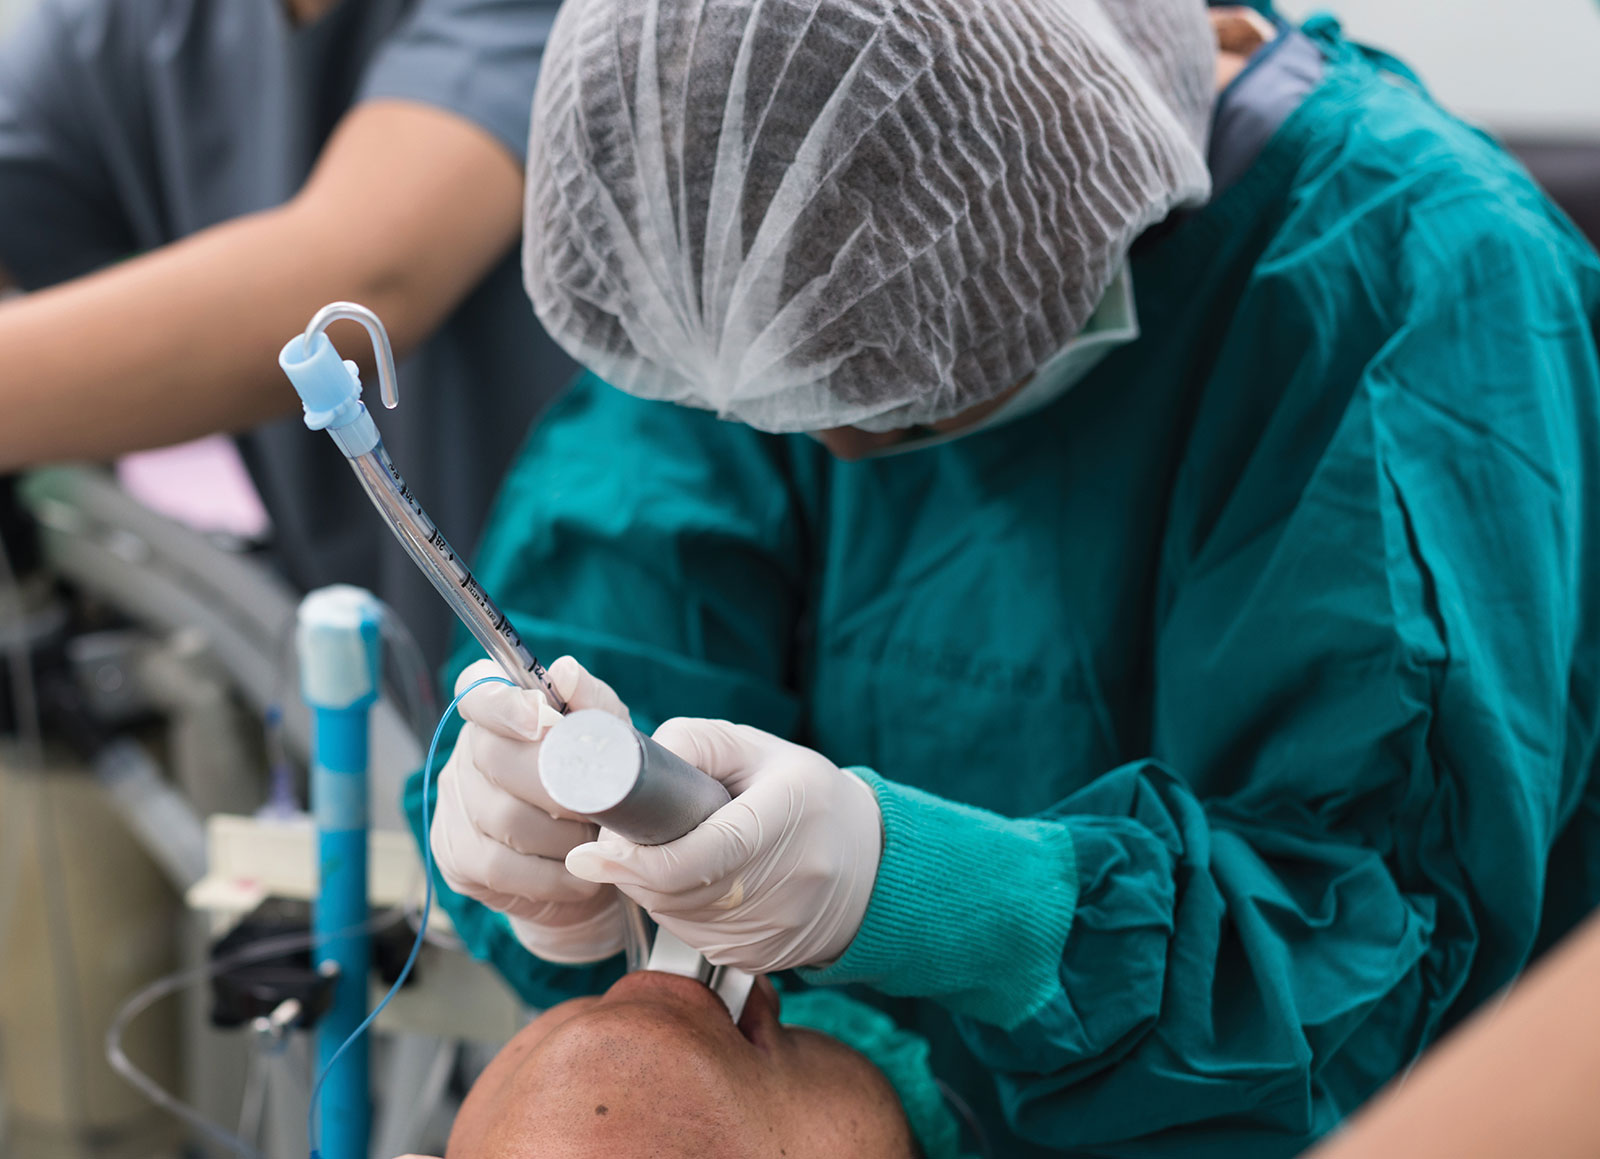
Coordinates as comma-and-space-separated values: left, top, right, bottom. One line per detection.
279, 332, 364, 431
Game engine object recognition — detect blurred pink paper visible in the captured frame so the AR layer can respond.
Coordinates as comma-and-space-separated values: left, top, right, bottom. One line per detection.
117, 435, 271, 539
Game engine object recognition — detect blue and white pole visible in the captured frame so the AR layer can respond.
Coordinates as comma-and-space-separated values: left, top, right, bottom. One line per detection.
298, 585, 383, 1159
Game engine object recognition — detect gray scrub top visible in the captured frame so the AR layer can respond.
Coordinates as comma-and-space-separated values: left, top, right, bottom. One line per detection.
0, 0, 575, 667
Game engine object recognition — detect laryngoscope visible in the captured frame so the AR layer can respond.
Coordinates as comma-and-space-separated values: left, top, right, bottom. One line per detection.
277, 304, 752, 1017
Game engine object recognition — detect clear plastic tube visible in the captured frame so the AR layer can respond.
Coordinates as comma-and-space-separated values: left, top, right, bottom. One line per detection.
622, 902, 654, 973
235, 1046, 269, 1150
345, 448, 567, 711
106, 907, 409, 1159
303, 302, 401, 410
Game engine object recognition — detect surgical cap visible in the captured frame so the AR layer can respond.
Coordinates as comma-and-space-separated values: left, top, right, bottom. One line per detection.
525, 0, 1215, 433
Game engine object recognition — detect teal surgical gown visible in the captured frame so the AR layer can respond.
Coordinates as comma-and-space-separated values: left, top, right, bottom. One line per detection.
408, 22, 1600, 1158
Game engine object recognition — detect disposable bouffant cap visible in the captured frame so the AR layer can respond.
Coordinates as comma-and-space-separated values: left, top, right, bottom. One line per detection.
524, 0, 1214, 433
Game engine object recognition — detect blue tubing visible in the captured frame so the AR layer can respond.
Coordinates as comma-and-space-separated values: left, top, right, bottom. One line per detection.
309, 675, 512, 1159
311, 705, 371, 1159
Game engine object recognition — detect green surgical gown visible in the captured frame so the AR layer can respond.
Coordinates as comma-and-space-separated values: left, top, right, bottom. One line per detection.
407, 23, 1600, 1158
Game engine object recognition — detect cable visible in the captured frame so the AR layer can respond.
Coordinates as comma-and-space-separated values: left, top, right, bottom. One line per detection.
262, 611, 304, 816
936, 1079, 993, 1159
107, 618, 485, 1158
406, 902, 464, 953
235, 1046, 269, 1147
380, 1036, 458, 1157
307, 673, 513, 1159
377, 600, 438, 745
105, 907, 409, 1159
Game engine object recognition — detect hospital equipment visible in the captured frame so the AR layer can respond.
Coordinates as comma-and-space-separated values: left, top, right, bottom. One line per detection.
6, 464, 517, 1157
298, 585, 383, 1159
278, 305, 753, 1013
275, 301, 732, 834
539, 709, 731, 846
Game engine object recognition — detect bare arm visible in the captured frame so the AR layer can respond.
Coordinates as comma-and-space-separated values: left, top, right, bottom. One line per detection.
0, 99, 523, 469
1308, 910, 1600, 1158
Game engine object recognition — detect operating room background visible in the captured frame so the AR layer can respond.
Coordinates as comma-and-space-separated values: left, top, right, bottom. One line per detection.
0, 2, 1594, 1159
2, 0, 1591, 223
0, 0, 1594, 136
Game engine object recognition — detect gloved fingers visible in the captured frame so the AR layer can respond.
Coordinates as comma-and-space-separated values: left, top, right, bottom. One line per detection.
565, 798, 760, 899
440, 845, 603, 908
651, 717, 787, 794
476, 884, 621, 947
608, 876, 750, 920
453, 658, 505, 699
546, 655, 630, 719
461, 884, 543, 919
507, 894, 627, 964
429, 747, 487, 891
455, 659, 562, 740
463, 723, 586, 820
499, 883, 619, 927
433, 788, 604, 906
648, 913, 785, 972
452, 754, 599, 856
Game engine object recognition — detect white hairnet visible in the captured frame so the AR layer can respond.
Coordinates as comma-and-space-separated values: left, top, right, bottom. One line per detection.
525, 0, 1215, 433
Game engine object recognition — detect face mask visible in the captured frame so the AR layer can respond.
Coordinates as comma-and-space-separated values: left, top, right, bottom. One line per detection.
833, 265, 1140, 459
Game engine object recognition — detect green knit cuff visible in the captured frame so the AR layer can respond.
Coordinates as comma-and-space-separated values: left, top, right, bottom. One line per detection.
802, 770, 1078, 1029
779, 988, 970, 1159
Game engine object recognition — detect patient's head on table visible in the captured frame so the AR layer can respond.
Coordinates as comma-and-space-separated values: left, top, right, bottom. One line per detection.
446, 971, 918, 1158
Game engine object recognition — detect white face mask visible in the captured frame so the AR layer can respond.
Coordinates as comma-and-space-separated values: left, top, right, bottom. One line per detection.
829, 265, 1140, 459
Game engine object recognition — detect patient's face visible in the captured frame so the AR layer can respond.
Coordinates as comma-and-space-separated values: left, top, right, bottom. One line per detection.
446, 973, 916, 1158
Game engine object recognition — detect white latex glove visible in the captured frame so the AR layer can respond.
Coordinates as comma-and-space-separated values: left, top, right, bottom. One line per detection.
431, 656, 632, 964
565, 719, 882, 974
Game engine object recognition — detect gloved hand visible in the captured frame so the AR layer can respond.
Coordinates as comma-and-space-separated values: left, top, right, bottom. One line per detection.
431, 656, 631, 964
565, 719, 882, 974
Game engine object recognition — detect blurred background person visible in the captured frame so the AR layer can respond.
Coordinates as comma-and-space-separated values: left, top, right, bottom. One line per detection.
1307, 908, 1600, 1159
0, 2, 576, 1156
0, 0, 577, 668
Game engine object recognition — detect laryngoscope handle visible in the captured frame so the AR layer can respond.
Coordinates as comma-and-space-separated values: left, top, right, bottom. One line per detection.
538, 709, 731, 846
